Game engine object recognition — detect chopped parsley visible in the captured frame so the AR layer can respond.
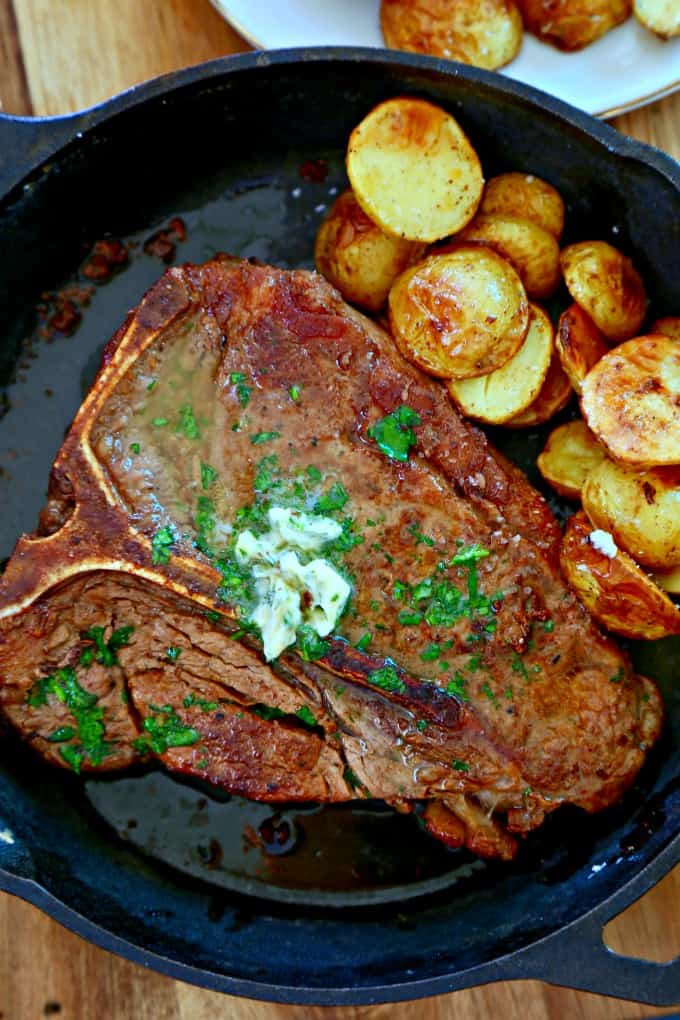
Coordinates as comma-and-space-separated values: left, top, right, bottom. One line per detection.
343, 766, 362, 790
306, 465, 322, 482
166, 647, 182, 662
610, 667, 625, 684
200, 461, 219, 490
129, 442, 140, 455
481, 681, 499, 707
151, 417, 169, 427
398, 610, 422, 626
355, 632, 372, 652
204, 610, 221, 623
251, 703, 287, 722
230, 372, 251, 408
146, 379, 157, 392
151, 525, 175, 565
511, 653, 530, 683
80, 624, 133, 667
182, 693, 218, 711
194, 495, 216, 556
451, 544, 490, 566
177, 403, 201, 440
295, 705, 317, 728
368, 405, 421, 462
368, 665, 406, 695
26, 666, 114, 771
296, 625, 329, 662
289, 385, 301, 401
544, 619, 555, 633
445, 672, 468, 700
315, 482, 349, 513
452, 759, 470, 772
47, 726, 77, 743
416, 719, 428, 733
250, 431, 280, 445
134, 705, 200, 755
408, 522, 435, 547
467, 654, 482, 671
420, 643, 440, 662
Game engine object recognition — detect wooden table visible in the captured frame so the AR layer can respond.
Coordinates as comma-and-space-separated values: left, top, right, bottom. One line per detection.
0, 1, 679, 1016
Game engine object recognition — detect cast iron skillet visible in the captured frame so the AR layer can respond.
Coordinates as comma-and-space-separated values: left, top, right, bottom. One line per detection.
0, 49, 678, 1007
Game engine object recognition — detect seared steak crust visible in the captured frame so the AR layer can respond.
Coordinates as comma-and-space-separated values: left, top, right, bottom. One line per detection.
0, 258, 663, 859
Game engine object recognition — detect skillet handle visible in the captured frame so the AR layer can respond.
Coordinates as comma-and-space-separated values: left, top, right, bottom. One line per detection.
0, 113, 90, 198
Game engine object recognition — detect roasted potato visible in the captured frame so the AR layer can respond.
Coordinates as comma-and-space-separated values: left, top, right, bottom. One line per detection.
388, 248, 529, 379
633, 0, 680, 36
560, 511, 680, 640
314, 190, 424, 312
518, 0, 631, 50
506, 350, 573, 427
653, 565, 680, 595
480, 172, 565, 239
347, 97, 484, 244
581, 335, 680, 467
447, 302, 553, 424
650, 315, 680, 341
582, 459, 680, 569
380, 0, 523, 70
555, 303, 609, 395
560, 241, 647, 342
455, 213, 561, 299
537, 420, 606, 500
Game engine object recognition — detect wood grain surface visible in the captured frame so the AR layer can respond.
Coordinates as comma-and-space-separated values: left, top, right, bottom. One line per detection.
0, 1, 679, 1017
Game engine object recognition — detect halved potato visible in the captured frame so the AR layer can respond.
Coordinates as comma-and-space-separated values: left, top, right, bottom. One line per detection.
582, 458, 680, 569
581, 335, 680, 467
347, 97, 484, 243
537, 420, 606, 500
506, 350, 573, 427
380, 0, 523, 69
455, 213, 561, 299
650, 315, 680, 341
633, 0, 680, 36
518, 0, 631, 50
314, 190, 424, 312
480, 172, 565, 239
555, 303, 609, 395
560, 511, 680, 640
560, 241, 647, 342
447, 302, 552, 424
653, 565, 680, 595
388, 248, 529, 379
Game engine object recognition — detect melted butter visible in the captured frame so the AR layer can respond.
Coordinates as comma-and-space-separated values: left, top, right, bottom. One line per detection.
235, 507, 351, 661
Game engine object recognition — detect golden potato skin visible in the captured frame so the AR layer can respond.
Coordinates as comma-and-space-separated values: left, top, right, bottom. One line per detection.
560, 511, 680, 640
651, 315, 680, 341
580, 335, 680, 467
456, 213, 562, 299
388, 248, 529, 380
380, 0, 523, 70
314, 190, 424, 312
518, 0, 631, 50
582, 459, 680, 569
347, 97, 484, 244
447, 302, 553, 424
633, 0, 680, 36
653, 565, 680, 594
538, 420, 606, 500
555, 303, 610, 394
560, 241, 647, 342
480, 173, 565, 239
506, 350, 573, 427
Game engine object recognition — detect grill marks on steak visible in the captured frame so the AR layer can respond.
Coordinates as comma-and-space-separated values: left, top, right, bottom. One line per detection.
0, 257, 664, 860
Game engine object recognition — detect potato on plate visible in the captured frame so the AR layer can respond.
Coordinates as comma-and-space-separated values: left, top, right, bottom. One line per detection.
581, 335, 680, 466
560, 511, 680, 641
633, 0, 680, 36
347, 97, 484, 244
455, 213, 561, 299
518, 0, 631, 50
447, 302, 553, 423
480, 172, 565, 239
560, 241, 647, 342
388, 247, 529, 379
314, 189, 424, 312
537, 420, 606, 500
506, 351, 572, 427
582, 459, 680, 569
653, 565, 680, 595
380, 0, 523, 70
555, 303, 609, 394
650, 315, 680, 340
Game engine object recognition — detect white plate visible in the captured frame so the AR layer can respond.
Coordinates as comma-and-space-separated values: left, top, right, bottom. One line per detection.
212, 0, 680, 117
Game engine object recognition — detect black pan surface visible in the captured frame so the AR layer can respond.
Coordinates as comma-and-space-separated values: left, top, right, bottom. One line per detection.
0, 49, 678, 1005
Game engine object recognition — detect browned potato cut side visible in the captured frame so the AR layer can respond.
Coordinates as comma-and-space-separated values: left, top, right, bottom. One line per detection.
537, 420, 606, 500
388, 248, 529, 379
518, 0, 631, 50
380, 0, 523, 70
455, 213, 561, 299
480, 172, 565, 239
653, 565, 680, 595
447, 303, 553, 424
560, 241, 647, 342
633, 0, 680, 36
314, 190, 424, 312
347, 97, 484, 243
555, 303, 609, 395
581, 335, 680, 467
651, 316, 680, 341
506, 351, 572, 427
560, 511, 680, 640
582, 459, 680, 569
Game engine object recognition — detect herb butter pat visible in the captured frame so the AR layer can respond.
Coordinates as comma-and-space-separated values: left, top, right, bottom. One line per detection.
235, 507, 351, 661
